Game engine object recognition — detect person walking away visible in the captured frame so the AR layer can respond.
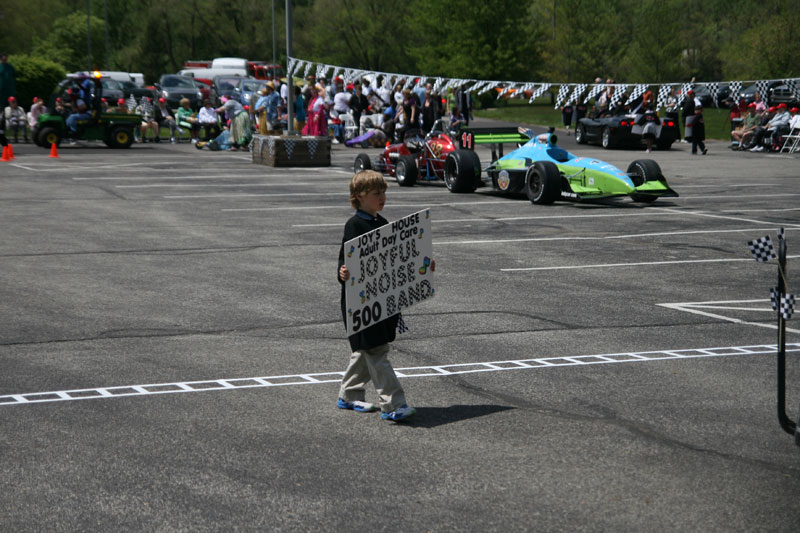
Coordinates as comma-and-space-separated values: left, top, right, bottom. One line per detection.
691, 103, 707, 155
637, 104, 659, 153
336, 170, 434, 422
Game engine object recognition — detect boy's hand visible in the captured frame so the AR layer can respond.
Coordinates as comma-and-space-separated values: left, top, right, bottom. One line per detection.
339, 265, 349, 281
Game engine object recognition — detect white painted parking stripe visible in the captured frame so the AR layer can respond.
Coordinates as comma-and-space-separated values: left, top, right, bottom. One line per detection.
500, 255, 800, 272
116, 182, 320, 189
673, 193, 800, 200
223, 200, 512, 212
659, 299, 800, 334
675, 184, 778, 188
437, 227, 785, 246
0, 344, 794, 407
655, 207, 800, 228
163, 190, 436, 199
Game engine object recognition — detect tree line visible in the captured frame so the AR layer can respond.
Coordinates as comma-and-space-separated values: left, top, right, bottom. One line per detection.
0, 0, 797, 91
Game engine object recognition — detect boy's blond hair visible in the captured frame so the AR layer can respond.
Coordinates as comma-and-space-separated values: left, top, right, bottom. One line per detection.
349, 170, 387, 209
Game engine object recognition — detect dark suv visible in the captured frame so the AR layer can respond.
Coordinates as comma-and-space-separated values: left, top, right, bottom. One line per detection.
156, 75, 204, 110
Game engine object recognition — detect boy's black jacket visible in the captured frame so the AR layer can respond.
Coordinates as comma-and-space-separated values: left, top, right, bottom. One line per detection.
338, 211, 399, 351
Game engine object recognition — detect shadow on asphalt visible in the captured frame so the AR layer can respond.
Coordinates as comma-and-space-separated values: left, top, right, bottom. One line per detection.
406, 404, 515, 428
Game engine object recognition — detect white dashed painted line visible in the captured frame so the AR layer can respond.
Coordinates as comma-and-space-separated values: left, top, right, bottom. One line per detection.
500, 255, 800, 271
0, 344, 794, 407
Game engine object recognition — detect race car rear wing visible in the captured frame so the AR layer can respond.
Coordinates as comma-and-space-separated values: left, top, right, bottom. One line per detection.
457, 127, 530, 159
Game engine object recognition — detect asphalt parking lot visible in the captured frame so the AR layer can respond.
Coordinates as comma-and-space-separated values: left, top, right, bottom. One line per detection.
1, 122, 799, 531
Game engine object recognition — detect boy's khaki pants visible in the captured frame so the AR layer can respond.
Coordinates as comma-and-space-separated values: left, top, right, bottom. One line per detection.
339, 343, 406, 412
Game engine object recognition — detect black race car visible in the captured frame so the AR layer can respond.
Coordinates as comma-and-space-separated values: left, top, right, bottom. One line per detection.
575, 112, 679, 150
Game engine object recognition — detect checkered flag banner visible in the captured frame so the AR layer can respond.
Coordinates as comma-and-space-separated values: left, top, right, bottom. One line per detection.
755, 80, 770, 101
554, 84, 571, 108
126, 94, 137, 112
705, 82, 719, 107
784, 79, 800, 100
397, 314, 408, 334
518, 83, 535, 99
302, 61, 312, 79
287, 57, 299, 77
771, 287, 780, 311
568, 84, 587, 105
625, 84, 649, 106
656, 84, 672, 110
315, 64, 329, 81
676, 83, 694, 106
499, 83, 517, 99
529, 83, 552, 103
781, 294, 795, 320
479, 81, 500, 95
748, 235, 777, 262
432, 77, 445, 93
610, 84, 628, 107
583, 84, 604, 104
729, 81, 742, 102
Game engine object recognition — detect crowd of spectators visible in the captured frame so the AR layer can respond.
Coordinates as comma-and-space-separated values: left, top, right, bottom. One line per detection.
727, 97, 798, 152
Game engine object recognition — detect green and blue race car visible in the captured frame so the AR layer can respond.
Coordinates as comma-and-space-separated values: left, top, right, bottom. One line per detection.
442, 126, 678, 204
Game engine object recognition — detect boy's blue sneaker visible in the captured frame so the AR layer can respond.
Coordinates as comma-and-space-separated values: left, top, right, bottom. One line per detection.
380, 405, 416, 422
337, 398, 379, 413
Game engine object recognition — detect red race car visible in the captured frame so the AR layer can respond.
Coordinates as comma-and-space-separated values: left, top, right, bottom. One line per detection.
353, 124, 457, 187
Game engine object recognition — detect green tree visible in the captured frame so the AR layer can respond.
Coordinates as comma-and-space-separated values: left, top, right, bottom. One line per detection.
32, 11, 107, 72
10, 54, 66, 107
405, 0, 544, 80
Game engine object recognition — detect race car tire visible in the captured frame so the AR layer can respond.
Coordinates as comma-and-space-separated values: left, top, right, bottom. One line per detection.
444, 149, 480, 193
39, 127, 61, 148
575, 124, 587, 144
601, 126, 614, 149
526, 161, 560, 205
626, 159, 662, 186
627, 159, 663, 203
108, 126, 134, 149
354, 153, 372, 173
395, 155, 418, 187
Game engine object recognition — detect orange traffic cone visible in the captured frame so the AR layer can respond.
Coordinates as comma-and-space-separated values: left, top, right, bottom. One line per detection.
7, 143, 16, 160
49, 142, 59, 159
0, 145, 10, 162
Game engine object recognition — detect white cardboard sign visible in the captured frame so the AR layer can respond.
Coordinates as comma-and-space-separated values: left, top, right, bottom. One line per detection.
344, 209, 435, 335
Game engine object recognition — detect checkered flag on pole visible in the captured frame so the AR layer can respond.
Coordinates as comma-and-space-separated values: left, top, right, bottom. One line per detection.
771, 287, 780, 311
748, 235, 777, 262
756, 80, 770, 102
781, 294, 795, 320
610, 84, 628, 107
554, 84, 571, 108
529, 83, 552, 103
777, 227, 785, 242
705, 82, 719, 107
676, 83, 694, 106
729, 81, 742, 102
625, 84, 649, 106
656, 84, 672, 110
568, 84, 587, 105
583, 84, 604, 104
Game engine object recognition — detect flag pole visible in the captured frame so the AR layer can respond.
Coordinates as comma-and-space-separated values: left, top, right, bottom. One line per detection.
776, 229, 796, 436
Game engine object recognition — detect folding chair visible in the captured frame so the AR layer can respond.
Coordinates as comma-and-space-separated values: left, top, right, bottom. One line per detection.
780, 126, 800, 153
339, 113, 359, 141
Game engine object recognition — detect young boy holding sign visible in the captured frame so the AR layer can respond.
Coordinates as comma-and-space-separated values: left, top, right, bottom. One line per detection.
337, 171, 434, 422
